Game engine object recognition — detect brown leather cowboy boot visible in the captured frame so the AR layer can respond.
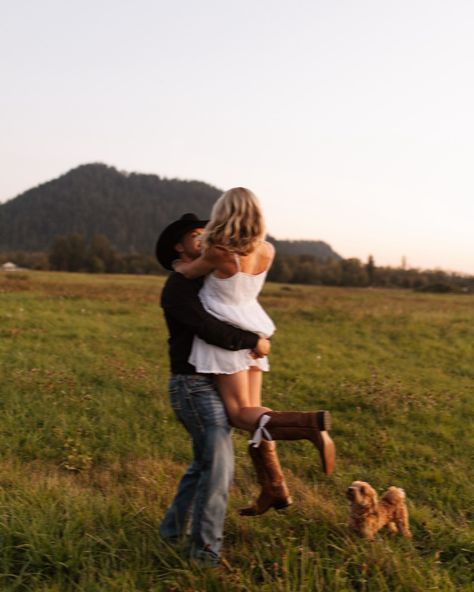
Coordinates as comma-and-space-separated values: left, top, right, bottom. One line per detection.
239, 440, 293, 516
250, 410, 335, 475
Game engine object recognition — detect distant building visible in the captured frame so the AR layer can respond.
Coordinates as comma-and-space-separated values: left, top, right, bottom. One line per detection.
1, 262, 18, 271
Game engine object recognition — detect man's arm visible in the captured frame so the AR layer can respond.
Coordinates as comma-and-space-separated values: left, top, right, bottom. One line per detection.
162, 274, 267, 352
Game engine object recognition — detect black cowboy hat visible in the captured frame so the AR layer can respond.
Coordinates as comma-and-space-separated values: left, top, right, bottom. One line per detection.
155, 213, 208, 270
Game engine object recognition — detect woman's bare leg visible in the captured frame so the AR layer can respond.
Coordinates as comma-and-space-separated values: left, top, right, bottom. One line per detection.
215, 371, 271, 431
245, 367, 269, 435
247, 367, 263, 407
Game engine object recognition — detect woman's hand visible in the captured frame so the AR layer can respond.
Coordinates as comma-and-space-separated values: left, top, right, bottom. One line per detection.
172, 259, 185, 273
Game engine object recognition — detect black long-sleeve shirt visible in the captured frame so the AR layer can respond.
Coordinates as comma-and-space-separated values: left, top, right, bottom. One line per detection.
161, 272, 259, 374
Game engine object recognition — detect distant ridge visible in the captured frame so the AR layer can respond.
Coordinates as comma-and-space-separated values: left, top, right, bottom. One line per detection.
0, 163, 341, 261
270, 238, 341, 261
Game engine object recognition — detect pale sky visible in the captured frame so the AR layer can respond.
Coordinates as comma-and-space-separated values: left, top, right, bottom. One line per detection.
1, 0, 473, 273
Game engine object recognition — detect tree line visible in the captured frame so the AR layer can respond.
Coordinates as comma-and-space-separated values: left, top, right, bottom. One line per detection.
267, 254, 474, 292
2, 235, 473, 293
1, 234, 160, 275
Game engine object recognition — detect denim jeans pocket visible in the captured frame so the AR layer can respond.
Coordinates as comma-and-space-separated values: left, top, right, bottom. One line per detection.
191, 389, 230, 429
169, 377, 183, 412
185, 375, 215, 392
168, 374, 230, 432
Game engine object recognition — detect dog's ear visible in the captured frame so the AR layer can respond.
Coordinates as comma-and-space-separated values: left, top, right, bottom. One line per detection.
364, 484, 378, 509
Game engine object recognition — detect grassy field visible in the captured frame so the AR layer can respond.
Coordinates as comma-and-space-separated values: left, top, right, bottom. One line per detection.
0, 270, 473, 591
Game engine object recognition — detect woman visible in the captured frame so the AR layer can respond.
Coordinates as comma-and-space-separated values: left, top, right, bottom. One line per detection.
174, 188, 335, 512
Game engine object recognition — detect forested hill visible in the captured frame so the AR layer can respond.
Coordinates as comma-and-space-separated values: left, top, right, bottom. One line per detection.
0, 163, 341, 260
0, 164, 220, 253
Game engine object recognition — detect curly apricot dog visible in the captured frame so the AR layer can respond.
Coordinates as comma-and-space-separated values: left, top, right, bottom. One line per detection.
346, 480, 412, 540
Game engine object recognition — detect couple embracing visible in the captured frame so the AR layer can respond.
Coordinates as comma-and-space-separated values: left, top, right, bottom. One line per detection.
155, 187, 336, 566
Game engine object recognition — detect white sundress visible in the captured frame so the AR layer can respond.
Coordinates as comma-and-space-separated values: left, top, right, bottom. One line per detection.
188, 253, 275, 374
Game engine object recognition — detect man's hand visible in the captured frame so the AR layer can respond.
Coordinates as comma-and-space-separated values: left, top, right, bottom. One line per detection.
251, 337, 271, 359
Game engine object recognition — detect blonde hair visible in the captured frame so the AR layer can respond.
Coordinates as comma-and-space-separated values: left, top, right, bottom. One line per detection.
201, 187, 265, 255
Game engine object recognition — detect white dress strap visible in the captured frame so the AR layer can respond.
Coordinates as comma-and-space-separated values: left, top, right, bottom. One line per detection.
263, 240, 275, 260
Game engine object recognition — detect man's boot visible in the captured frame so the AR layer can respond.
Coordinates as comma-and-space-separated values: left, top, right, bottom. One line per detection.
239, 440, 293, 516
250, 410, 335, 475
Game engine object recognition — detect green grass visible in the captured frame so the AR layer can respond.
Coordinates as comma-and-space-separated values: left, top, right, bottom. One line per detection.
0, 271, 473, 591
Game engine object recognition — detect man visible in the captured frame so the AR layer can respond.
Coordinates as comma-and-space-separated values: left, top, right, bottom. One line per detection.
155, 213, 290, 566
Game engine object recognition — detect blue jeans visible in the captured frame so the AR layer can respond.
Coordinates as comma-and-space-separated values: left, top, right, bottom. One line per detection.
159, 374, 234, 562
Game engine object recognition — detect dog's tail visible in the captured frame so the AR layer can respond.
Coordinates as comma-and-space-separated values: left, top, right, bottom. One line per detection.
383, 487, 406, 505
